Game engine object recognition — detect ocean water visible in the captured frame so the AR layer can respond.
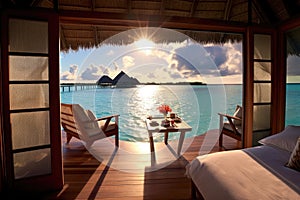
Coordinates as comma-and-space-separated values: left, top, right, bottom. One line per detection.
60, 84, 300, 142
61, 84, 242, 142
285, 84, 300, 126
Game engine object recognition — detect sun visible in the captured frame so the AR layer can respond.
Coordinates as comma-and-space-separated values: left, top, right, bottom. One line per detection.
134, 38, 155, 55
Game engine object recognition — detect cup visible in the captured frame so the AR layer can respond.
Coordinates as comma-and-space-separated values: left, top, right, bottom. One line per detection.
170, 113, 176, 119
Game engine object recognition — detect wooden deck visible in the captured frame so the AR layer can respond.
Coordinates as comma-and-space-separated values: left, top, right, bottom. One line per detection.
13, 130, 238, 199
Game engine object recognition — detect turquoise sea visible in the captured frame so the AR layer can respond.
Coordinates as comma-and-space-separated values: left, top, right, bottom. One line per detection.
285, 84, 300, 126
61, 84, 300, 142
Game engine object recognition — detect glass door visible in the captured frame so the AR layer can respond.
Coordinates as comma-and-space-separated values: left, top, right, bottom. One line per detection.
252, 34, 273, 145
1, 11, 63, 192
244, 27, 277, 147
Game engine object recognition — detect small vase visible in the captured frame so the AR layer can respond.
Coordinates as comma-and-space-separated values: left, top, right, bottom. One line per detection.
164, 112, 168, 122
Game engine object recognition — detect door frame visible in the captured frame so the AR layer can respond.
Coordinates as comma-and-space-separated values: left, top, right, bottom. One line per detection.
0, 9, 63, 192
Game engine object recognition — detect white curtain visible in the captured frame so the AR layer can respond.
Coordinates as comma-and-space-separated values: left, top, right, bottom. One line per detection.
9, 19, 51, 179
253, 35, 271, 131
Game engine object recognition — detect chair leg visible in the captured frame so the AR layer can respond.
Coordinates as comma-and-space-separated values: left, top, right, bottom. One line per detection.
115, 133, 119, 147
66, 133, 72, 144
219, 132, 223, 148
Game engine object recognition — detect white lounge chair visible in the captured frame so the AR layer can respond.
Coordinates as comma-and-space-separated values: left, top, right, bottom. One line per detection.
61, 103, 119, 147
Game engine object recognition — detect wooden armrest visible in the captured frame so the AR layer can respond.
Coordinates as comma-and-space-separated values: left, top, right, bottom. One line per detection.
96, 114, 119, 132
218, 113, 241, 121
96, 114, 120, 121
218, 113, 241, 135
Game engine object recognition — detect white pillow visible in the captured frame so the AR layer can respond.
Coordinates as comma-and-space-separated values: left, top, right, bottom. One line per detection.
258, 125, 300, 152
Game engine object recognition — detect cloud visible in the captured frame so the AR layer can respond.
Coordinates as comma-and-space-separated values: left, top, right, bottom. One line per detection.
204, 46, 227, 67
79, 64, 101, 80
80, 64, 112, 80
165, 45, 205, 79
61, 63, 115, 81
169, 71, 183, 79
113, 62, 119, 71
147, 72, 156, 79
107, 49, 114, 56
287, 55, 300, 75
154, 42, 242, 83
60, 64, 78, 80
218, 43, 242, 76
122, 56, 135, 68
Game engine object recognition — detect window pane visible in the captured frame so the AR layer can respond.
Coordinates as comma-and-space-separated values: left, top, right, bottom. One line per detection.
254, 83, 271, 103
9, 56, 48, 81
286, 26, 300, 126
14, 148, 51, 179
254, 62, 271, 81
285, 84, 300, 125
9, 19, 48, 53
10, 84, 49, 110
11, 111, 50, 150
254, 34, 271, 60
253, 105, 271, 131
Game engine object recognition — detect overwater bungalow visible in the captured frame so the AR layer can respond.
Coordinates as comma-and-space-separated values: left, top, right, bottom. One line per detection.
1, 0, 300, 199
96, 75, 113, 87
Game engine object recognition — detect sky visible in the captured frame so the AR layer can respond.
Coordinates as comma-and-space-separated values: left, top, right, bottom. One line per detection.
59, 28, 300, 84
287, 55, 300, 83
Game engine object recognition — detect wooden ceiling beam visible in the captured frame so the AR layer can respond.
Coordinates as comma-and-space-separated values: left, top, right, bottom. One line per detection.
128, 0, 132, 14
189, 0, 199, 17
59, 10, 246, 33
6, 0, 31, 7
281, 0, 299, 17
251, 0, 269, 24
61, 23, 131, 30
30, 0, 42, 7
90, 0, 95, 12
54, 0, 58, 10
252, 0, 279, 25
160, 0, 165, 15
223, 0, 232, 21
61, 26, 133, 37
9, 0, 17, 5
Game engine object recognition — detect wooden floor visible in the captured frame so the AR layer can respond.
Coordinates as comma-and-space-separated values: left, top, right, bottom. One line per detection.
9, 130, 238, 200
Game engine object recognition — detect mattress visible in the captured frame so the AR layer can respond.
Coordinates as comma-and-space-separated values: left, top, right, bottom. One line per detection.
186, 145, 300, 200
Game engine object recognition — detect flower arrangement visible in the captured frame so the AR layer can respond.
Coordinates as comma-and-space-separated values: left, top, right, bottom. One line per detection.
157, 104, 172, 115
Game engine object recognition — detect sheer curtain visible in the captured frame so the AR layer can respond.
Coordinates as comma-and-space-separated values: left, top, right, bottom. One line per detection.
253, 34, 272, 144
9, 19, 51, 179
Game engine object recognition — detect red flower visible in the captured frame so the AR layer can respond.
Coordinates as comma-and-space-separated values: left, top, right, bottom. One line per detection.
157, 104, 172, 114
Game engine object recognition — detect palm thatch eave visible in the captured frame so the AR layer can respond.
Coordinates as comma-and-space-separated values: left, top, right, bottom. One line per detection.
60, 24, 244, 52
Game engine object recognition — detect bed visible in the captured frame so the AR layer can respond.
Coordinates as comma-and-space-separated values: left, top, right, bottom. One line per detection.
186, 125, 300, 200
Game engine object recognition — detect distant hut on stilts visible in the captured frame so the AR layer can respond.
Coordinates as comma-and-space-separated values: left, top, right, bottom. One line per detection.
96, 75, 113, 87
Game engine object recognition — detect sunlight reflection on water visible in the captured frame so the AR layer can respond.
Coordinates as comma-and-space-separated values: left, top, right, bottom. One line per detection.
111, 85, 199, 142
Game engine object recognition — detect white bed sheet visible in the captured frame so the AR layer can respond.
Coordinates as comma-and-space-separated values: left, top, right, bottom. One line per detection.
186, 145, 300, 200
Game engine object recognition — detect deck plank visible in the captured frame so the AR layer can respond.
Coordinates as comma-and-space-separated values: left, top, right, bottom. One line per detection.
12, 130, 239, 199
52, 129, 238, 199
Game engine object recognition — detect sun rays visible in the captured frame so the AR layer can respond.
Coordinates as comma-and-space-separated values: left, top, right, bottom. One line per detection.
134, 38, 155, 55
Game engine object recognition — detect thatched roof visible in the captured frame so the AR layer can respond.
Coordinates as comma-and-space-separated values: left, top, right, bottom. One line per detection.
2, 0, 300, 52
286, 27, 300, 56
96, 75, 113, 85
